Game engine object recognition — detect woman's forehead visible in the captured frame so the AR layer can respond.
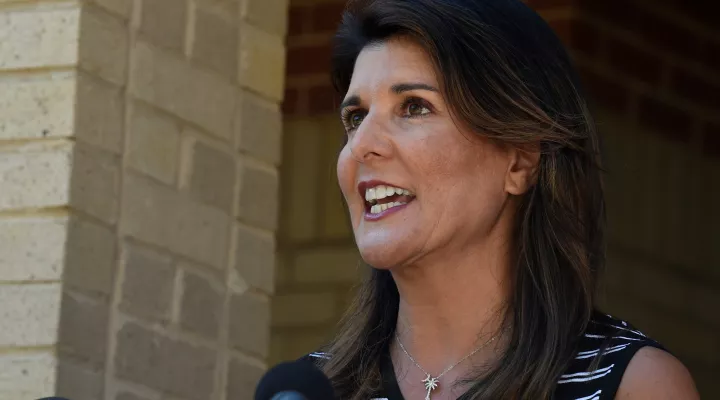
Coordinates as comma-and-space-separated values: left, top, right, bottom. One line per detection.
348, 38, 438, 94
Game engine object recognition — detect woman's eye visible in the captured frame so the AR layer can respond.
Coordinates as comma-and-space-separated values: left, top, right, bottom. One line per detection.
404, 100, 431, 117
349, 112, 365, 128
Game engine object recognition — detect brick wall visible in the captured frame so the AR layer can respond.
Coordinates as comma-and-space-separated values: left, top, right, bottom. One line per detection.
0, 0, 287, 399
277, 0, 719, 396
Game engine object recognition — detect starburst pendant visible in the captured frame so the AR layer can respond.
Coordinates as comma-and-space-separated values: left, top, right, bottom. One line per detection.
422, 374, 439, 400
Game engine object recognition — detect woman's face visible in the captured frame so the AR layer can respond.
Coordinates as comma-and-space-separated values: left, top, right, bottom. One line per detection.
337, 37, 521, 269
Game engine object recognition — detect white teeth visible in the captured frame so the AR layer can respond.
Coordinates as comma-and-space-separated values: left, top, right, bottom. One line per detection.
367, 188, 376, 202
364, 185, 414, 202
376, 186, 387, 199
368, 201, 408, 215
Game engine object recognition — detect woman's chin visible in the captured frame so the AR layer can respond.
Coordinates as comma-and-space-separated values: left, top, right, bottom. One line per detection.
357, 243, 409, 270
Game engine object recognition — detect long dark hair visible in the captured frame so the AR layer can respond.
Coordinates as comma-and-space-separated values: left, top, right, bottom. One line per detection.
322, 0, 606, 398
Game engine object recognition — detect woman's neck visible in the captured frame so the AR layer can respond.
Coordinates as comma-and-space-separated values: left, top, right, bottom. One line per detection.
391, 235, 512, 374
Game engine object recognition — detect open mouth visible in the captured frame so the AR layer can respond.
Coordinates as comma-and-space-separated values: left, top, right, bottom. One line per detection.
361, 183, 416, 215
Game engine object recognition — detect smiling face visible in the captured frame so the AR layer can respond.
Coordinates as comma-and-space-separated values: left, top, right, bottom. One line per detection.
336, 37, 523, 270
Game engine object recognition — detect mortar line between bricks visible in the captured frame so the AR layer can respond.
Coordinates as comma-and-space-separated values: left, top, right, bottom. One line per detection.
0, 65, 76, 77
0, 345, 55, 355
0, 0, 78, 14
0, 206, 69, 218
0, 279, 61, 285
0, 137, 75, 148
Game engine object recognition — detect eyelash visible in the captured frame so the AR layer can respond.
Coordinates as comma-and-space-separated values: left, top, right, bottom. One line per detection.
340, 97, 434, 132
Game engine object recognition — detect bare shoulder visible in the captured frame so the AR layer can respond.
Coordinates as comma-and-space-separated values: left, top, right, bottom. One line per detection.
616, 346, 699, 399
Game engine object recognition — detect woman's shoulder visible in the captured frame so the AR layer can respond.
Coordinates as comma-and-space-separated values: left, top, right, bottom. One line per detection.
555, 311, 696, 399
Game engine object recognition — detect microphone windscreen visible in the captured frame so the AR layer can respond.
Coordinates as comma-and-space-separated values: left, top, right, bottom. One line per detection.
254, 360, 336, 400
271, 391, 308, 400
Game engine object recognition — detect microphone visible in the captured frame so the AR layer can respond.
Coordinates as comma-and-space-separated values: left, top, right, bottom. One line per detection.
254, 360, 336, 400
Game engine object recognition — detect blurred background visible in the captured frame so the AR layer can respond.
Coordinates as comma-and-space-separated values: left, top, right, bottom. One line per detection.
0, 0, 717, 399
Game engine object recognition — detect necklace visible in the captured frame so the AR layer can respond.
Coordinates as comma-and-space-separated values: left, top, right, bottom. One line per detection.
395, 331, 502, 400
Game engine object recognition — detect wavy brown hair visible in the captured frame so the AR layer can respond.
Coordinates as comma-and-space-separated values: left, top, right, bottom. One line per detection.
319, 0, 606, 398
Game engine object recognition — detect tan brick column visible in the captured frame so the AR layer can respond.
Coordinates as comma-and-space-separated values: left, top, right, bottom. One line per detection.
0, 0, 287, 399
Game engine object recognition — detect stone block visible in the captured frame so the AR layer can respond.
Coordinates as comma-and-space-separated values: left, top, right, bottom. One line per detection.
191, 7, 237, 79
182, 136, 236, 213
180, 272, 223, 340
320, 177, 351, 239
0, 283, 61, 346
120, 243, 175, 322
115, 392, 151, 400
130, 40, 236, 141
0, 351, 56, 399
237, 162, 279, 230
138, 0, 187, 52
79, 5, 128, 85
0, 7, 80, 70
0, 216, 67, 282
122, 173, 230, 269
70, 143, 121, 224
234, 223, 275, 293
294, 247, 361, 284
319, 128, 351, 239
92, 0, 133, 18
238, 23, 285, 101
271, 292, 336, 327
0, 141, 72, 210
75, 72, 125, 154
280, 119, 322, 241
126, 102, 181, 185
241, 0, 289, 36
194, 0, 238, 15
64, 216, 116, 295
228, 292, 269, 357
115, 321, 217, 400
226, 357, 265, 400
56, 359, 104, 400
236, 91, 282, 164
58, 291, 110, 368
0, 73, 75, 140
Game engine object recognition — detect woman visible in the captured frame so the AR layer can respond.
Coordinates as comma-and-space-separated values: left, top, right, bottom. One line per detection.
305, 0, 699, 398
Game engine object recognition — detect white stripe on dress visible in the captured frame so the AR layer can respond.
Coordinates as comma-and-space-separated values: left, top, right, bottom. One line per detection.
575, 343, 630, 359
558, 364, 614, 384
575, 389, 602, 400
560, 363, 614, 378
584, 333, 644, 341
308, 352, 331, 359
591, 321, 646, 337
558, 369, 613, 384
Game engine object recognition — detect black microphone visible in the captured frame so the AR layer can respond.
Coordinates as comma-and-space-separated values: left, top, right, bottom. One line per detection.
254, 360, 336, 400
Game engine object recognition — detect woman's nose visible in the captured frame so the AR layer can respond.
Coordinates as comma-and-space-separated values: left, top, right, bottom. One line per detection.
347, 113, 393, 163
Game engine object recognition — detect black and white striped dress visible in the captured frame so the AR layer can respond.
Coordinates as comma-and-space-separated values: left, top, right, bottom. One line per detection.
306, 311, 665, 399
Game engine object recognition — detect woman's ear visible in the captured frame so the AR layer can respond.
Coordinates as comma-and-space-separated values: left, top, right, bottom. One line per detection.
504, 144, 540, 195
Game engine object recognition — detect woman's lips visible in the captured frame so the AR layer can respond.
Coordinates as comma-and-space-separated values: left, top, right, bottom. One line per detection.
363, 198, 414, 221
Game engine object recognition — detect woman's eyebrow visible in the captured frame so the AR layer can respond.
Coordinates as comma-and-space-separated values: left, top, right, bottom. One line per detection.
339, 94, 360, 111
339, 83, 438, 111
391, 82, 439, 94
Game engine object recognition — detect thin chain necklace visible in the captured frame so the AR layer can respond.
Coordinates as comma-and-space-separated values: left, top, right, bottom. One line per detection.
395, 330, 502, 400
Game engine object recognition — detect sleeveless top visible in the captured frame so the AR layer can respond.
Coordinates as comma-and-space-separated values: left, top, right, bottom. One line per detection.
304, 311, 666, 399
